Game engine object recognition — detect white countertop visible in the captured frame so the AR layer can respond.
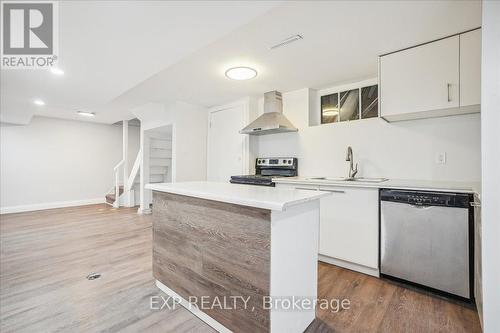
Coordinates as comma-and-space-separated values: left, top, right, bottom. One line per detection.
273, 177, 480, 194
146, 181, 330, 211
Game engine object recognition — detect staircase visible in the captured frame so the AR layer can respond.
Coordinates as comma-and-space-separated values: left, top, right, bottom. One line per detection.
107, 119, 173, 212
106, 119, 143, 209
105, 186, 124, 206
149, 136, 172, 183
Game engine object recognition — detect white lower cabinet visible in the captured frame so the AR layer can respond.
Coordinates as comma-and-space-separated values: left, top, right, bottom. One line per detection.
318, 186, 379, 273
276, 183, 379, 276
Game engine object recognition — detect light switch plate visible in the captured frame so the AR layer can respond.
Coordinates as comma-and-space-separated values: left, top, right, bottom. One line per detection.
436, 152, 447, 164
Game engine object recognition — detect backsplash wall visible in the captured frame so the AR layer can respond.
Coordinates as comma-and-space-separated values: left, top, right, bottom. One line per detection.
254, 88, 481, 182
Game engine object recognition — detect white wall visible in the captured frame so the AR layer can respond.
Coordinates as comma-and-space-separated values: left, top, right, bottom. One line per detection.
481, 2, 500, 332
167, 102, 208, 182
132, 101, 207, 182
0, 116, 140, 213
255, 88, 481, 182
132, 101, 207, 213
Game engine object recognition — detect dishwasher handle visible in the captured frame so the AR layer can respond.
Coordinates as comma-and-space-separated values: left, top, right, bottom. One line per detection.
409, 204, 432, 209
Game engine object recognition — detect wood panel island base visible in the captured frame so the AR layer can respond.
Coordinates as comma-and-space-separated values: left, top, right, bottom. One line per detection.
146, 182, 329, 333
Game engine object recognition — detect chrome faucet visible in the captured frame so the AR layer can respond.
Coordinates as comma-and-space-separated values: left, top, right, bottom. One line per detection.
346, 146, 358, 179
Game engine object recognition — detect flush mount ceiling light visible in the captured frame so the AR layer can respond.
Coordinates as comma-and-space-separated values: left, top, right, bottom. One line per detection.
50, 67, 64, 75
33, 99, 45, 106
225, 67, 257, 80
77, 111, 95, 117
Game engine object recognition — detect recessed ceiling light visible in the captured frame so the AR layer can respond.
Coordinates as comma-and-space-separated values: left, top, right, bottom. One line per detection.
33, 99, 45, 106
77, 111, 95, 117
225, 67, 257, 80
50, 67, 64, 75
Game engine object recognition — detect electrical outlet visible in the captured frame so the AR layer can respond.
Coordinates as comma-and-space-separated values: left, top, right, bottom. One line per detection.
435, 152, 447, 164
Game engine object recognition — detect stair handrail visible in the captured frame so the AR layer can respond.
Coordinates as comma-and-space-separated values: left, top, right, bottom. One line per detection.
113, 159, 125, 207
125, 148, 142, 191
113, 159, 125, 171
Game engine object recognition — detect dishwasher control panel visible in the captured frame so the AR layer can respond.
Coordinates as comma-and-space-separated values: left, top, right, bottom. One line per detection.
380, 189, 470, 208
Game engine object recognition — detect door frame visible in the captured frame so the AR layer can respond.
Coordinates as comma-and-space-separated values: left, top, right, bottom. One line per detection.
206, 98, 255, 180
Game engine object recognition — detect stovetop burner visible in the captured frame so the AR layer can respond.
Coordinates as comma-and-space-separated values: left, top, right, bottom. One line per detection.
230, 175, 277, 186
230, 157, 297, 187
232, 175, 274, 179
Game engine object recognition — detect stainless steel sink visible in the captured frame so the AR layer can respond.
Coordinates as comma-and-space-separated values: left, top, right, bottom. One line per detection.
306, 177, 388, 183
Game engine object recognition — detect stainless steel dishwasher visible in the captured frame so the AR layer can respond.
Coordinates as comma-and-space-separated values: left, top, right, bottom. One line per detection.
380, 189, 473, 301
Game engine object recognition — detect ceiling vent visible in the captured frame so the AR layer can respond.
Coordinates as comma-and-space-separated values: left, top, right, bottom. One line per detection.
270, 34, 303, 50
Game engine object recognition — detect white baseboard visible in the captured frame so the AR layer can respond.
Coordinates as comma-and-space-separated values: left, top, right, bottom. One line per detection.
0, 198, 104, 215
137, 207, 152, 215
319, 254, 380, 278
155, 280, 231, 333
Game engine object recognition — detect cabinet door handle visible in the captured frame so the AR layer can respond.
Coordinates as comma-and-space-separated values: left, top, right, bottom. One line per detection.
295, 187, 345, 194
296, 187, 319, 191
447, 83, 452, 102
470, 202, 481, 207
319, 189, 345, 194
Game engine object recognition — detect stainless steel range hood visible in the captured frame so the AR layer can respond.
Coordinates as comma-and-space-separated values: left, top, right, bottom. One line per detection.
240, 91, 298, 135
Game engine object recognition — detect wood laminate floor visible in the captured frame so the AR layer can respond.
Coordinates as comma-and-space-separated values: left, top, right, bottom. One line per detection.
0, 204, 481, 333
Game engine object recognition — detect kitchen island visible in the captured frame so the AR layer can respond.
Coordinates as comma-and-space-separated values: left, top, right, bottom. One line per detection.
146, 182, 329, 333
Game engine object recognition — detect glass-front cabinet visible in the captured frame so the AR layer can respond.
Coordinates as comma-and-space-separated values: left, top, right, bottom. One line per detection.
340, 89, 360, 121
320, 84, 378, 124
361, 85, 378, 119
321, 93, 339, 124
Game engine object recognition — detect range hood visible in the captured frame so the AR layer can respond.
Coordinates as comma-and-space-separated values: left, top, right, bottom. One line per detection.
240, 91, 298, 135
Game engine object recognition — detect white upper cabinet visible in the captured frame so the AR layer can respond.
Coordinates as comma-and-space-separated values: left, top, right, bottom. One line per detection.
380, 29, 481, 122
460, 29, 481, 107
380, 36, 459, 121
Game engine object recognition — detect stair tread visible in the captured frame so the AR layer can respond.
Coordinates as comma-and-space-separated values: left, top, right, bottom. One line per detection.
105, 185, 124, 204
105, 194, 115, 205
149, 137, 171, 140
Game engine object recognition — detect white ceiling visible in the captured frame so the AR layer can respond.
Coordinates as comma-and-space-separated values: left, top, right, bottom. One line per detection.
0, 1, 280, 124
1, 1, 481, 125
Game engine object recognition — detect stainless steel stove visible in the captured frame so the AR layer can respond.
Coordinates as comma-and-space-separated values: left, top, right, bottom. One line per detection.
230, 157, 298, 186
